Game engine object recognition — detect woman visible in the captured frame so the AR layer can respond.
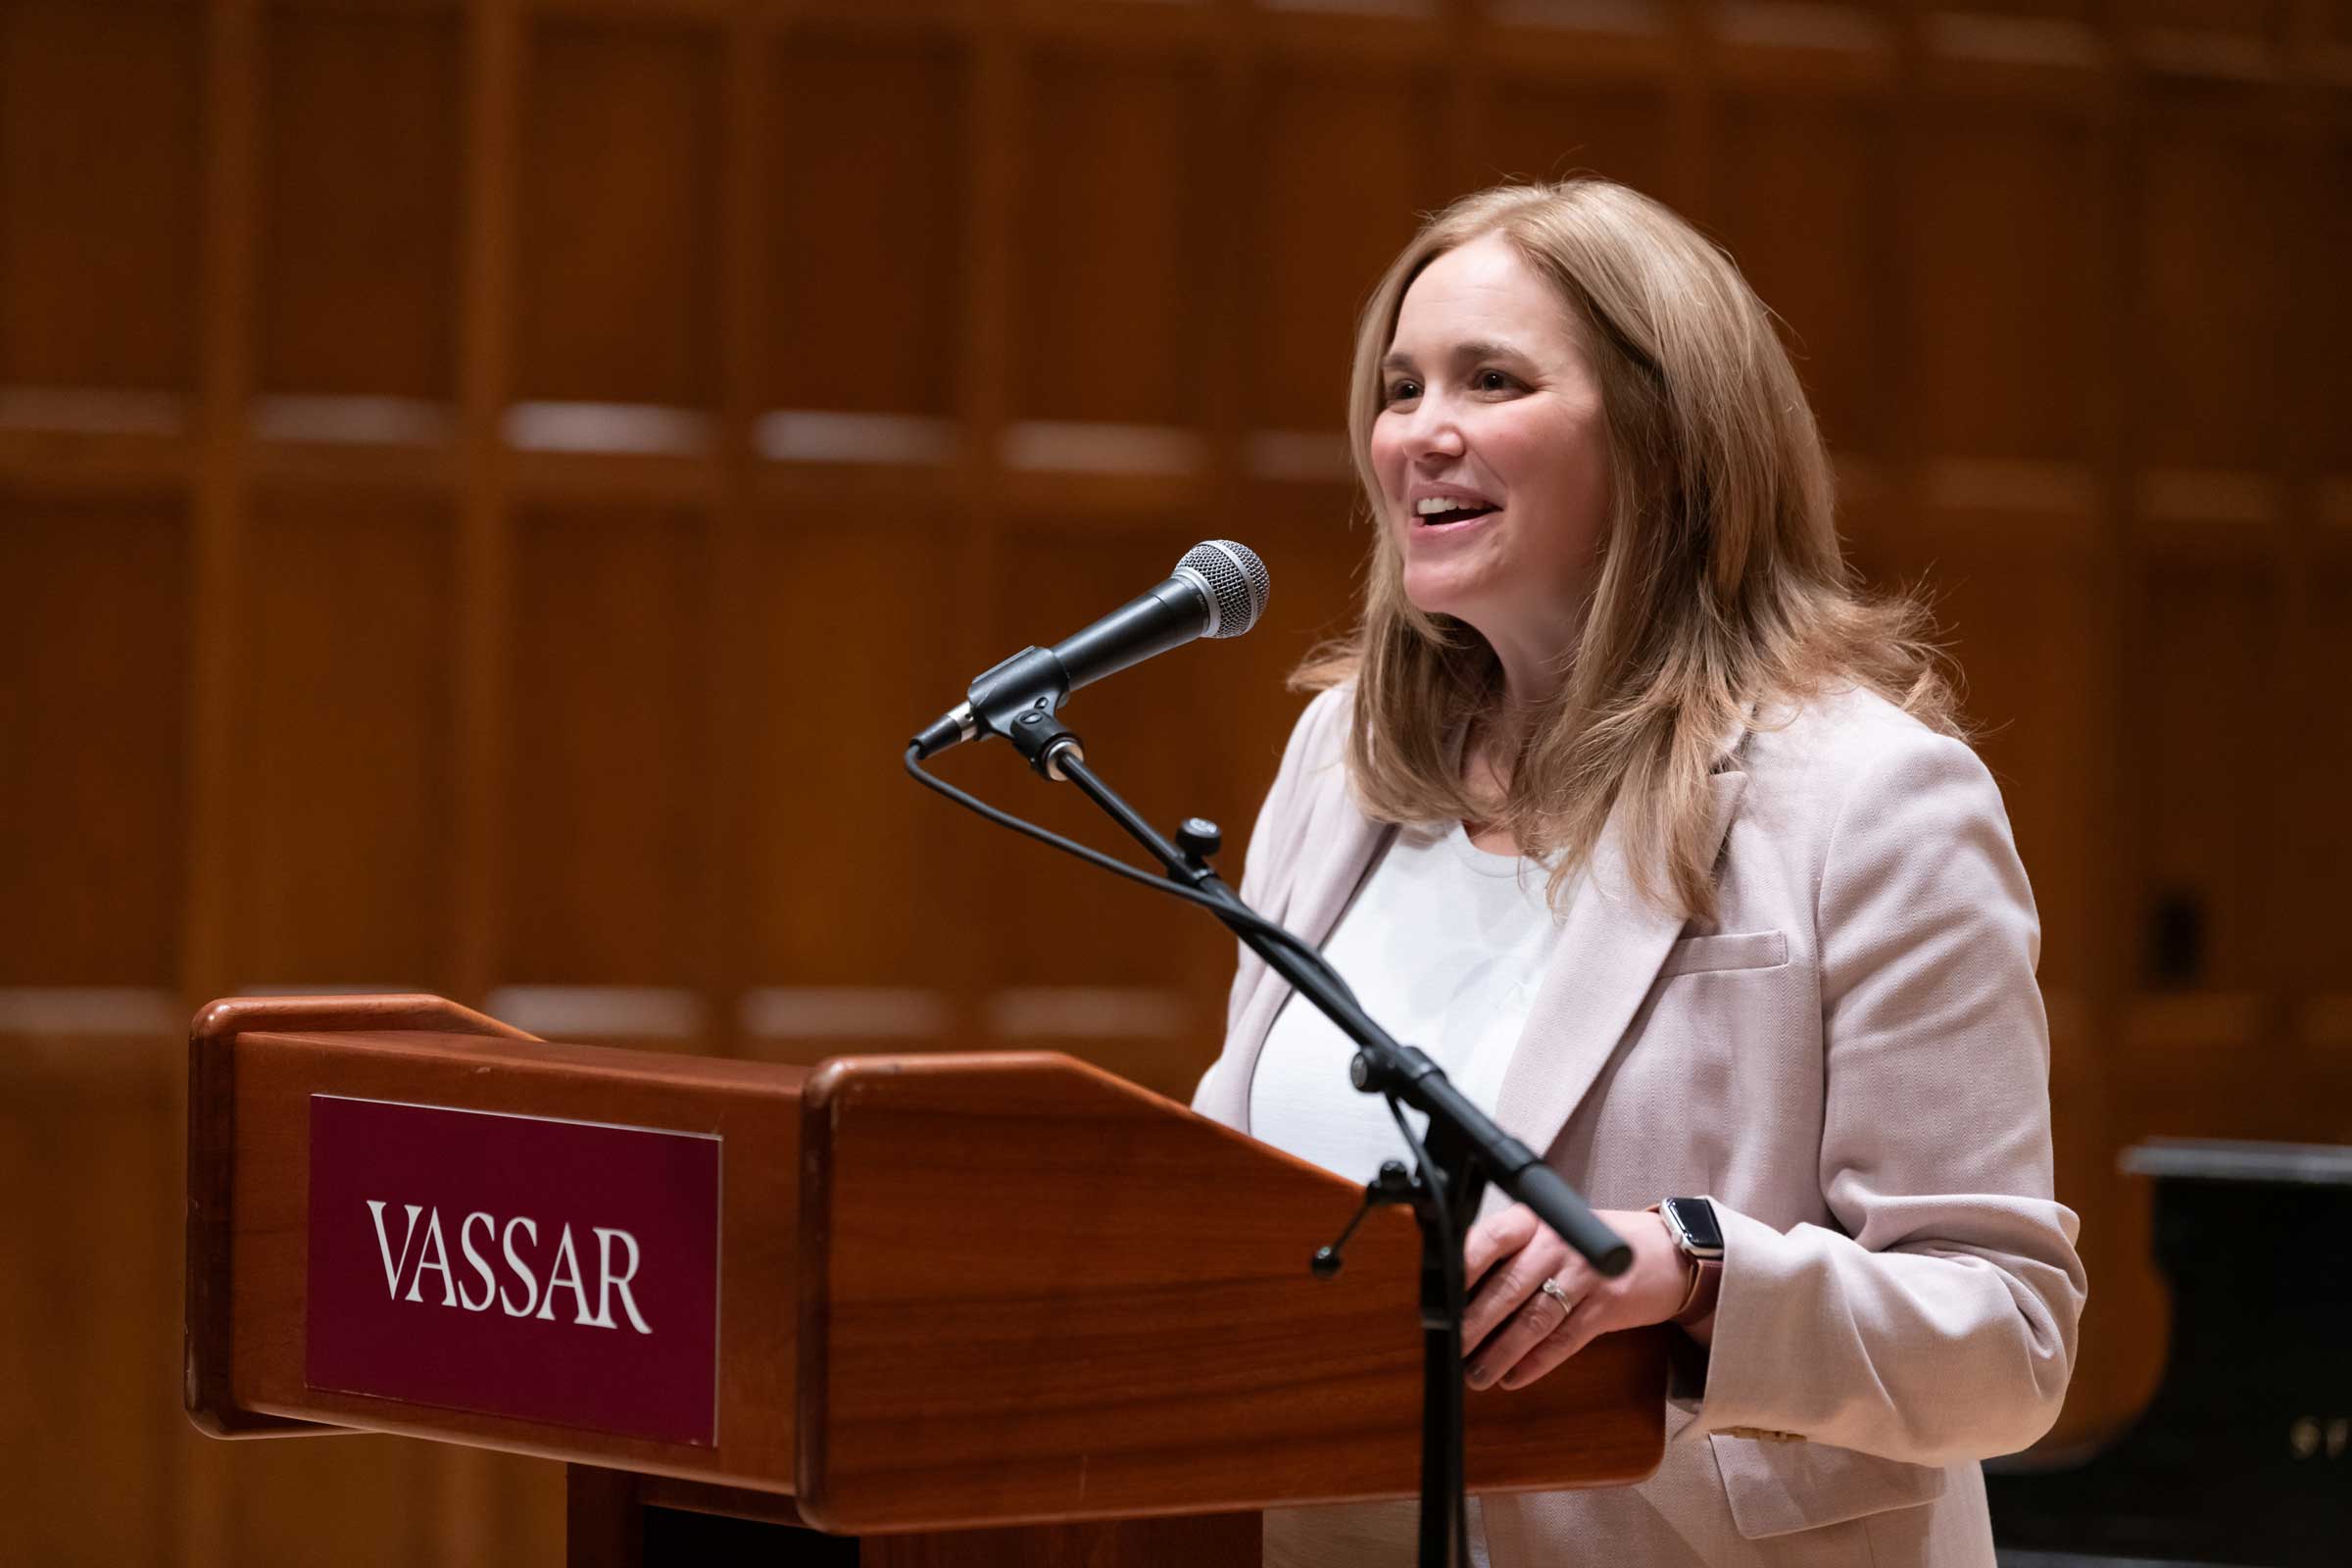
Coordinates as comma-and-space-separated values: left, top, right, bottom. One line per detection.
1190, 179, 2086, 1566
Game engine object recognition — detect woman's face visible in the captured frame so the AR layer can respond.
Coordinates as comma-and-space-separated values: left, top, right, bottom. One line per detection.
1370, 232, 1611, 684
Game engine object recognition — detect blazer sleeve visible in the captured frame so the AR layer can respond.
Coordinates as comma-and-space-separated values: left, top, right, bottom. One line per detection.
1690, 726, 2088, 1464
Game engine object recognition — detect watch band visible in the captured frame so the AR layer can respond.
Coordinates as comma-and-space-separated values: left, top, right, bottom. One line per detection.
1671, 1254, 1723, 1327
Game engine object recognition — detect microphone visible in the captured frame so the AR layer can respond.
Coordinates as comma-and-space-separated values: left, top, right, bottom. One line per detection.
911, 539, 1270, 760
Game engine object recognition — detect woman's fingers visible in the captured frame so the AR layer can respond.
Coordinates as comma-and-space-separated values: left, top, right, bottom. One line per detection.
1457, 1206, 1684, 1393
1460, 1203, 1539, 1288
1462, 1202, 1589, 1353
1465, 1283, 1577, 1390
1461, 1234, 1565, 1348
1496, 1300, 1601, 1390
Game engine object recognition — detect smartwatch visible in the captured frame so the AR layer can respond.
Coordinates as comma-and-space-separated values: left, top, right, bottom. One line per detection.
1657, 1197, 1724, 1326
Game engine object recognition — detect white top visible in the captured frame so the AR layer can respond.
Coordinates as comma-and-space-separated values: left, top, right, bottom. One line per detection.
1250, 821, 1570, 1184
1249, 821, 1571, 1568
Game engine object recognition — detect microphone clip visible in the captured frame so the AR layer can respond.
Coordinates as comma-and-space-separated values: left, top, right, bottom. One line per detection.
911, 645, 1074, 761
1004, 703, 1086, 783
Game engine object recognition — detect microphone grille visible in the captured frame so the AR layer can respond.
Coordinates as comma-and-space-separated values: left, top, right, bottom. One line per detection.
1177, 540, 1271, 639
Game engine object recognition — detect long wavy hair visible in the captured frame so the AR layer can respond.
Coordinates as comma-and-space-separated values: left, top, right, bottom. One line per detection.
1298, 178, 1960, 922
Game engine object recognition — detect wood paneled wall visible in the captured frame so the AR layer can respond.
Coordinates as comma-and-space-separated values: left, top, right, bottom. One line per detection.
3, 0, 2347, 1560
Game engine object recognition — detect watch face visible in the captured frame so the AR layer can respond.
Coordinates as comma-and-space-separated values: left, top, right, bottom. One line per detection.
1666, 1197, 1725, 1254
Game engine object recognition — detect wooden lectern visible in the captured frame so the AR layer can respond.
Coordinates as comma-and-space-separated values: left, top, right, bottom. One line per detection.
186, 995, 1666, 1564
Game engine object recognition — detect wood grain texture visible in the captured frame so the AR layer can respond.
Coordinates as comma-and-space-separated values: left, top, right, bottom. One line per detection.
0, 1036, 184, 1561
0, 0, 201, 388
1710, 93, 1890, 465
0, 504, 188, 986
740, 516, 970, 994
766, 31, 967, 417
226, 1041, 798, 1486
257, 3, 463, 400
187, 994, 804, 1498
517, 14, 721, 407
797, 1052, 1666, 1534
1015, 48, 1217, 427
1909, 107, 2100, 465
507, 507, 716, 988
240, 497, 459, 989
191, 1000, 1661, 1545
186, 993, 539, 1439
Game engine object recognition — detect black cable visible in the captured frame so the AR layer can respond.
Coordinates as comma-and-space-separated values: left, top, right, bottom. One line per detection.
903, 745, 1365, 1014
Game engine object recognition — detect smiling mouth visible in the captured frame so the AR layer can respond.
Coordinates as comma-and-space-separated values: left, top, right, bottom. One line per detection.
1413, 503, 1499, 527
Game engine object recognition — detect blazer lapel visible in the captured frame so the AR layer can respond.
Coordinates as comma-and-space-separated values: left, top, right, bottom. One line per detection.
1209, 710, 1750, 1141
1491, 763, 1748, 1164
1286, 816, 1393, 962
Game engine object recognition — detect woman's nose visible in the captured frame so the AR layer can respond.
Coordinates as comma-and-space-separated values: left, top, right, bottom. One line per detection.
1401, 397, 1465, 463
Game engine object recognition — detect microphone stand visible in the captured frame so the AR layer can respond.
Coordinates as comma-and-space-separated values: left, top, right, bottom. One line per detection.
991, 706, 1631, 1568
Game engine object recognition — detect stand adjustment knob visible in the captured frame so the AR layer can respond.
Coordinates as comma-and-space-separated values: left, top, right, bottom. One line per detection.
1175, 816, 1222, 863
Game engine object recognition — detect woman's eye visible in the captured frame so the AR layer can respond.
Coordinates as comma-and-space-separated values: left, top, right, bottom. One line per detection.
1476, 368, 1516, 393
1385, 380, 1421, 404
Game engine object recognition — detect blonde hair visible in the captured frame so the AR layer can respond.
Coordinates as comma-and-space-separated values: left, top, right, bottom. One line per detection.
1298, 178, 1959, 922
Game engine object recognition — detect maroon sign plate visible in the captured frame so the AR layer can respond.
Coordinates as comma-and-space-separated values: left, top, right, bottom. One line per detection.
307, 1096, 720, 1446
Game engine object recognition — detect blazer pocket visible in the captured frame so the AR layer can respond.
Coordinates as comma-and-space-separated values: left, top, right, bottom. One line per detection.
1708, 1434, 1947, 1539
1660, 929, 1788, 977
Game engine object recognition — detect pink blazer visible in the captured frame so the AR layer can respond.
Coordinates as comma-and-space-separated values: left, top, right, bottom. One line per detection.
1191, 684, 2086, 1566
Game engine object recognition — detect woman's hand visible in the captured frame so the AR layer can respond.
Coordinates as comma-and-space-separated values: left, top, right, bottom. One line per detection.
1459, 1204, 1694, 1391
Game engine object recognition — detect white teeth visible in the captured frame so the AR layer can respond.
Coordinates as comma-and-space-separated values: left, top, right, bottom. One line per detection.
1415, 496, 1490, 515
